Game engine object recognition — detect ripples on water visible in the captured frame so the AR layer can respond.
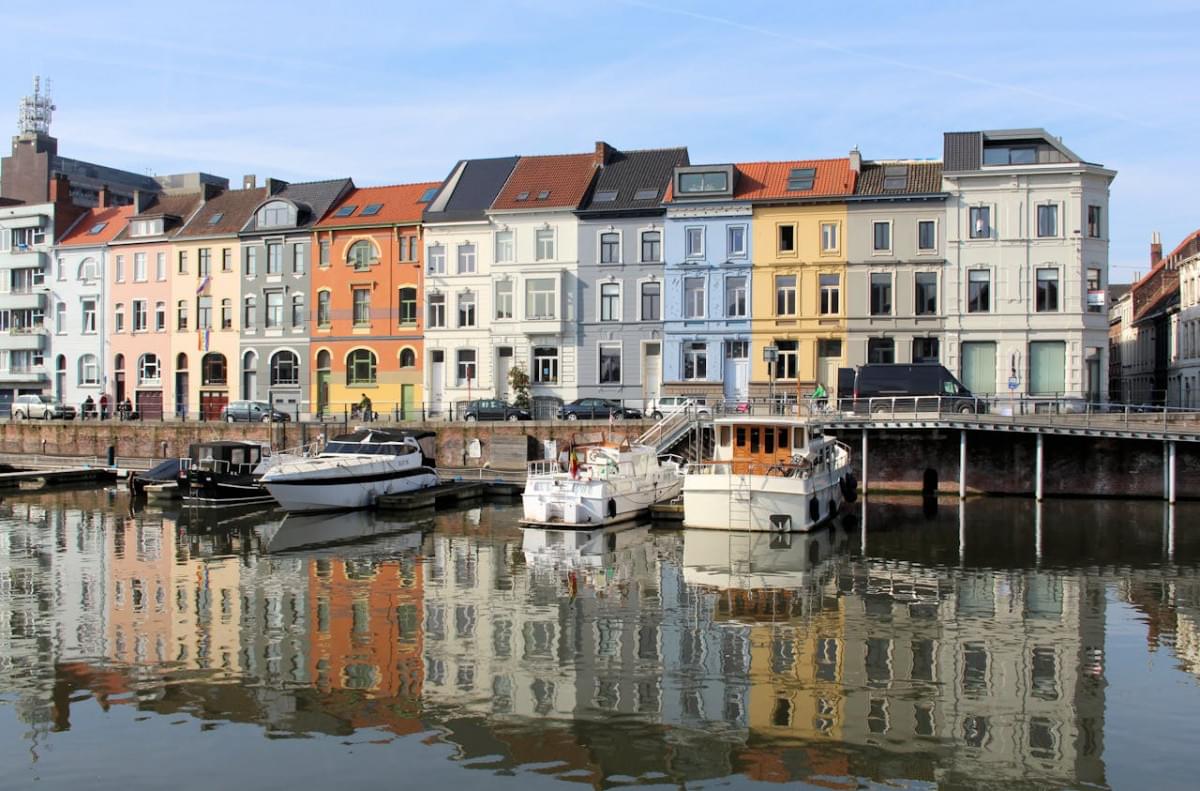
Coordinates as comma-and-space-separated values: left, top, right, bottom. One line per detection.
1, 490, 1198, 789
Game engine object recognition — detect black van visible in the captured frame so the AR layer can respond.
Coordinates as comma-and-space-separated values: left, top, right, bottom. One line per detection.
837, 364, 985, 414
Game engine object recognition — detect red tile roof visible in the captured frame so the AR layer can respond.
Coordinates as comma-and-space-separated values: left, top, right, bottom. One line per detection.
490, 153, 599, 211
315, 181, 443, 228
56, 205, 135, 247
732, 158, 856, 200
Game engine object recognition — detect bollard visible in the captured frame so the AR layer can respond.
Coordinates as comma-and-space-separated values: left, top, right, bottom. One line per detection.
160, 440, 168, 458
107, 445, 116, 467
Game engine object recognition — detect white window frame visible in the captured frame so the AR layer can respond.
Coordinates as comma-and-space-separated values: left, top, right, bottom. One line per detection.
532, 346, 559, 384
684, 226, 705, 259
455, 348, 477, 385
637, 278, 662, 322
535, 228, 556, 262
638, 228, 662, 264
1036, 202, 1060, 239
427, 292, 446, 328
133, 252, 148, 282
969, 204, 993, 240
457, 290, 477, 328
869, 271, 893, 316
1035, 265, 1061, 313
774, 274, 797, 317
683, 276, 706, 319
725, 274, 748, 318
598, 341, 622, 385
428, 244, 446, 274
457, 242, 477, 274
525, 277, 558, 320
81, 298, 97, 334
132, 299, 148, 332
967, 268, 992, 313
598, 229, 622, 265
917, 218, 938, 254
726, 224, 747, 258
871, 220, 893, 255
494, 230, 514, 264
818, 273, 840, 316
494, 279, 514, 320
599, 281, 622, 322
682, 342, 707, 380
820, 221, 839, 254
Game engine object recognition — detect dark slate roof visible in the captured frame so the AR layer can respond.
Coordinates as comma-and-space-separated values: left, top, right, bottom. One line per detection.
241, 178, 354, 234
853, 161, 945, 196
943, 131, 982, 173
110, 191, 205, 242
577, 147, 689, 214
176, 187, 267, 238
423, 157, 519, 223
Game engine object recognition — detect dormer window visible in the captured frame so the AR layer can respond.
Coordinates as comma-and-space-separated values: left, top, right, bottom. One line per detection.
678, 170, 728, 194
130, 219, 163, 237
786, 168, 816, 191
258, 201, 294, 228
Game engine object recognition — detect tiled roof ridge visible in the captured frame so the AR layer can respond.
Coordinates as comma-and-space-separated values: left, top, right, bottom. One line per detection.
863, 158, 943, 165
278, 177, 352, 188
349, 179, 442, 190
514, 151, 596, 162
1165, 229, 1200, 261
731, 156, 851, 168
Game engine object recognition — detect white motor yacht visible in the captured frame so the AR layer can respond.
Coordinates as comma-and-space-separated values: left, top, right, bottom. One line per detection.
521, 433, 683, 527
261, 428, 438, 512
683, 416, 855, 531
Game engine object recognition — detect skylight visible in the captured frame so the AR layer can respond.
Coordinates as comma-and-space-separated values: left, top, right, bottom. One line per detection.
360, 203, 383, 217
786, 167, 816, 191
87, 222, 108, 235
418, 187, 439, 203
594, 190, 618, 202
634, 188, 658, 201
334, 205, 357, 217
536, 190, 551, 200
882, 165, 908, 190
515, 192, 530, 202
207, 212, 224, 225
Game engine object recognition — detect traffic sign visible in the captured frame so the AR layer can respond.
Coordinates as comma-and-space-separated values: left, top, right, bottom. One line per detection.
1008, 376, 1019, 390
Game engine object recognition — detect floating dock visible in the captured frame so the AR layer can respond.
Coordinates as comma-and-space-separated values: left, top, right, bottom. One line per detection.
376, 480, 527, 511
0, 467, 118, 491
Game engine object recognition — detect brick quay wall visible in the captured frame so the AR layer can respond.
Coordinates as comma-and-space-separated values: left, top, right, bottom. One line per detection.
0, 420, 1194, 500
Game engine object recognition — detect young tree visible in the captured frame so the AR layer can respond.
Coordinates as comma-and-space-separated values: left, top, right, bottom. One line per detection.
509, 363, 531, 409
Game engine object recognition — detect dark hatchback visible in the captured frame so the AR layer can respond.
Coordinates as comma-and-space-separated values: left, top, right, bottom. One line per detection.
462, 399, 531, 421
557, 398, 643, 420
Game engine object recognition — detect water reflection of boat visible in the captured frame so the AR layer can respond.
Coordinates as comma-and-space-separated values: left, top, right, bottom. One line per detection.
680, 526, 842, 590
522, 522, 654, 570
258, 508, 434, 553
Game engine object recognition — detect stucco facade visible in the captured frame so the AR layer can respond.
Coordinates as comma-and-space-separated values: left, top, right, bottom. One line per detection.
1167, 233, 1199, 408
845, 160, 948, 385
238, 178, 351, 420
942, 130, 1115, 401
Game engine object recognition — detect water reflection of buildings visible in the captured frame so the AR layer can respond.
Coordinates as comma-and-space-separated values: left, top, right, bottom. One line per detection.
1118, 568, 1200, 680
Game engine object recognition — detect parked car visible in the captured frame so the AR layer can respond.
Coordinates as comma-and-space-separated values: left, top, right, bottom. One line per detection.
649, 396, 711, 420
557, 398, 643, 420
219, 400, 290, 422
838, 364, 986, 414
463, 399, 531, 422
11, 394, 76, 420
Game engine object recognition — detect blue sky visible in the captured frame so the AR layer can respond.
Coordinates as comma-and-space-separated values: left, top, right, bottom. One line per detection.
3, 0, 1197, 282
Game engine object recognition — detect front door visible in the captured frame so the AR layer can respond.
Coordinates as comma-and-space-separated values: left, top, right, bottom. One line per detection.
137, 390, 163, 420
200, 391, 228, 421
722, 340, 749, 401
496, 347, 513, 401
642, 342, 662, 410
401, 384, 415, 420
430, 350, 445, 414
175, 372, 189, 417
817, 339, 842, 399
115, 373, 126, 404
316, 371, 330, 417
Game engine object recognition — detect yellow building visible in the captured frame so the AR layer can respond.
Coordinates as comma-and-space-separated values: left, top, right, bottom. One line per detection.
169, 187, 266, 418
746, 158, 858, 398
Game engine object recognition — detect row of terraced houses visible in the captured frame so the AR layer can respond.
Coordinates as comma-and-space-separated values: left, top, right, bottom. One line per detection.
0, 85, 1115, 419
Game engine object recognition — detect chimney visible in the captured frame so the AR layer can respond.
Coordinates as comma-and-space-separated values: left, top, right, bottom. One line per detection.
265, 177, 287, 195
1151, 231, 1162, 266
97, 184, 110, 208
49, 173, 70, 204
593, 140, 614, 168
243, 174, 257, 190
848, 147, 862, 173
133, 189, 155, 213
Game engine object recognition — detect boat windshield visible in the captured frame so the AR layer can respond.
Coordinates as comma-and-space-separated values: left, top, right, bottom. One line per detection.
324, 441, 414, 456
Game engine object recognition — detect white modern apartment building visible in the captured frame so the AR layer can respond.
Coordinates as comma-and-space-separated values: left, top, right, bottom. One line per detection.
942, 129, 1115, 401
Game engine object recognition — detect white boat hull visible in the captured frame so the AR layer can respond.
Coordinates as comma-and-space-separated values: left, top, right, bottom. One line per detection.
683, 463, 852, 532
262, 456, 438, 512
522, 470, 682, 527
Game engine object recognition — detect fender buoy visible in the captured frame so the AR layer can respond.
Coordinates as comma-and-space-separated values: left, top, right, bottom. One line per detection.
841, 473, 859, 503
809, 497, 819, 524
607, 498, 617, 519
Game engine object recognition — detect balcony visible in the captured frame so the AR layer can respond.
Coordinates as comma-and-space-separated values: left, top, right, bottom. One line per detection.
0, 291, 46, 311
0, 249, 48, 269
0, 329, 46, 351
0, 367, 48, 384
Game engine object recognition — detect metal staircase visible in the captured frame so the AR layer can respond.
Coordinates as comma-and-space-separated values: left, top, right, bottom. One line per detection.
637, 408, 709, 456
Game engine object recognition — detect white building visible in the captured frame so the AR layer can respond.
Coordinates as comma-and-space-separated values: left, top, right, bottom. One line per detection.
1167, 231, 1200, 408
49, 201, 131, 412
942, 130, 1115, 402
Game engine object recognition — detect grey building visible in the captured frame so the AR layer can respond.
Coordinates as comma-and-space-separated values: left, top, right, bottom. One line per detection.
845, 159, 947, 370
575, 145, 687, 409
238, 177, 352, 419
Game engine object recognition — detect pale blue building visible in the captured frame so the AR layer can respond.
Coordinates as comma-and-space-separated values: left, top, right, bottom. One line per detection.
662, 163, 753, 403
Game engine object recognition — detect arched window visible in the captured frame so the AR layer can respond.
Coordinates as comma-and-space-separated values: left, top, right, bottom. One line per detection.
154, 301, 166, 332
243, 295, 256, 329
316, 290, 331, 327
176, 299, 188, 330
399, 348, 416, 368
221, 298, 233, 330
242, 351, 258, 400
138, 354, 160, 385
78, 257, 98, 281
347, 240, 376, 271
257, 200, 294, 228
270, 351, 300, 386
114, 353, 125, 372
78, 354, 98, 385
176, 353, 188, 371
316, 349, 331, 370
346, 349, 377, 385
202, 353, 227, 386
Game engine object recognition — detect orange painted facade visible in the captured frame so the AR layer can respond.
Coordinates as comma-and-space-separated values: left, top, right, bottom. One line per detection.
311, 182, 438, 418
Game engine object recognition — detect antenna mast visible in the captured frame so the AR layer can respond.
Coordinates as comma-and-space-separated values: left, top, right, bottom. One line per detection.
17, 75, 55, 136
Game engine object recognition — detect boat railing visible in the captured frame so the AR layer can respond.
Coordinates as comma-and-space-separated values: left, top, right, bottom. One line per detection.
527, 459, 563, 477
684, 460, 821, 479
187, 457, 259, 477
657, 453, 686, 468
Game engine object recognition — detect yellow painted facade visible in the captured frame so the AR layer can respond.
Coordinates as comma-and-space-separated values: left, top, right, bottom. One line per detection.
169, 236, 243, 417
750, 203, 849, 395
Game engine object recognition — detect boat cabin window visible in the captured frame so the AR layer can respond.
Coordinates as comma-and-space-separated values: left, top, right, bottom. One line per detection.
778, 428, 789, 450
719, 426, 731, 447
230, 449, 244, 466
764, 428, 774, 454
750, 427, 760, 453
793, 428, 805, 448
736, 427, 746, 448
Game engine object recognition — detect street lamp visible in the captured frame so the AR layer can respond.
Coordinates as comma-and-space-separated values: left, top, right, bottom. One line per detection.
763, 345, 778, 411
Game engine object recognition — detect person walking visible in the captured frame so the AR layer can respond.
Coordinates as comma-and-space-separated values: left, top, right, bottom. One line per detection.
811, 382, 828, 412
358, 393, 373, 422
99, 393, 109, 420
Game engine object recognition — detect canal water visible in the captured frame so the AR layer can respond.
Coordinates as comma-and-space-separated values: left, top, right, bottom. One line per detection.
1, 491, 1198, 790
